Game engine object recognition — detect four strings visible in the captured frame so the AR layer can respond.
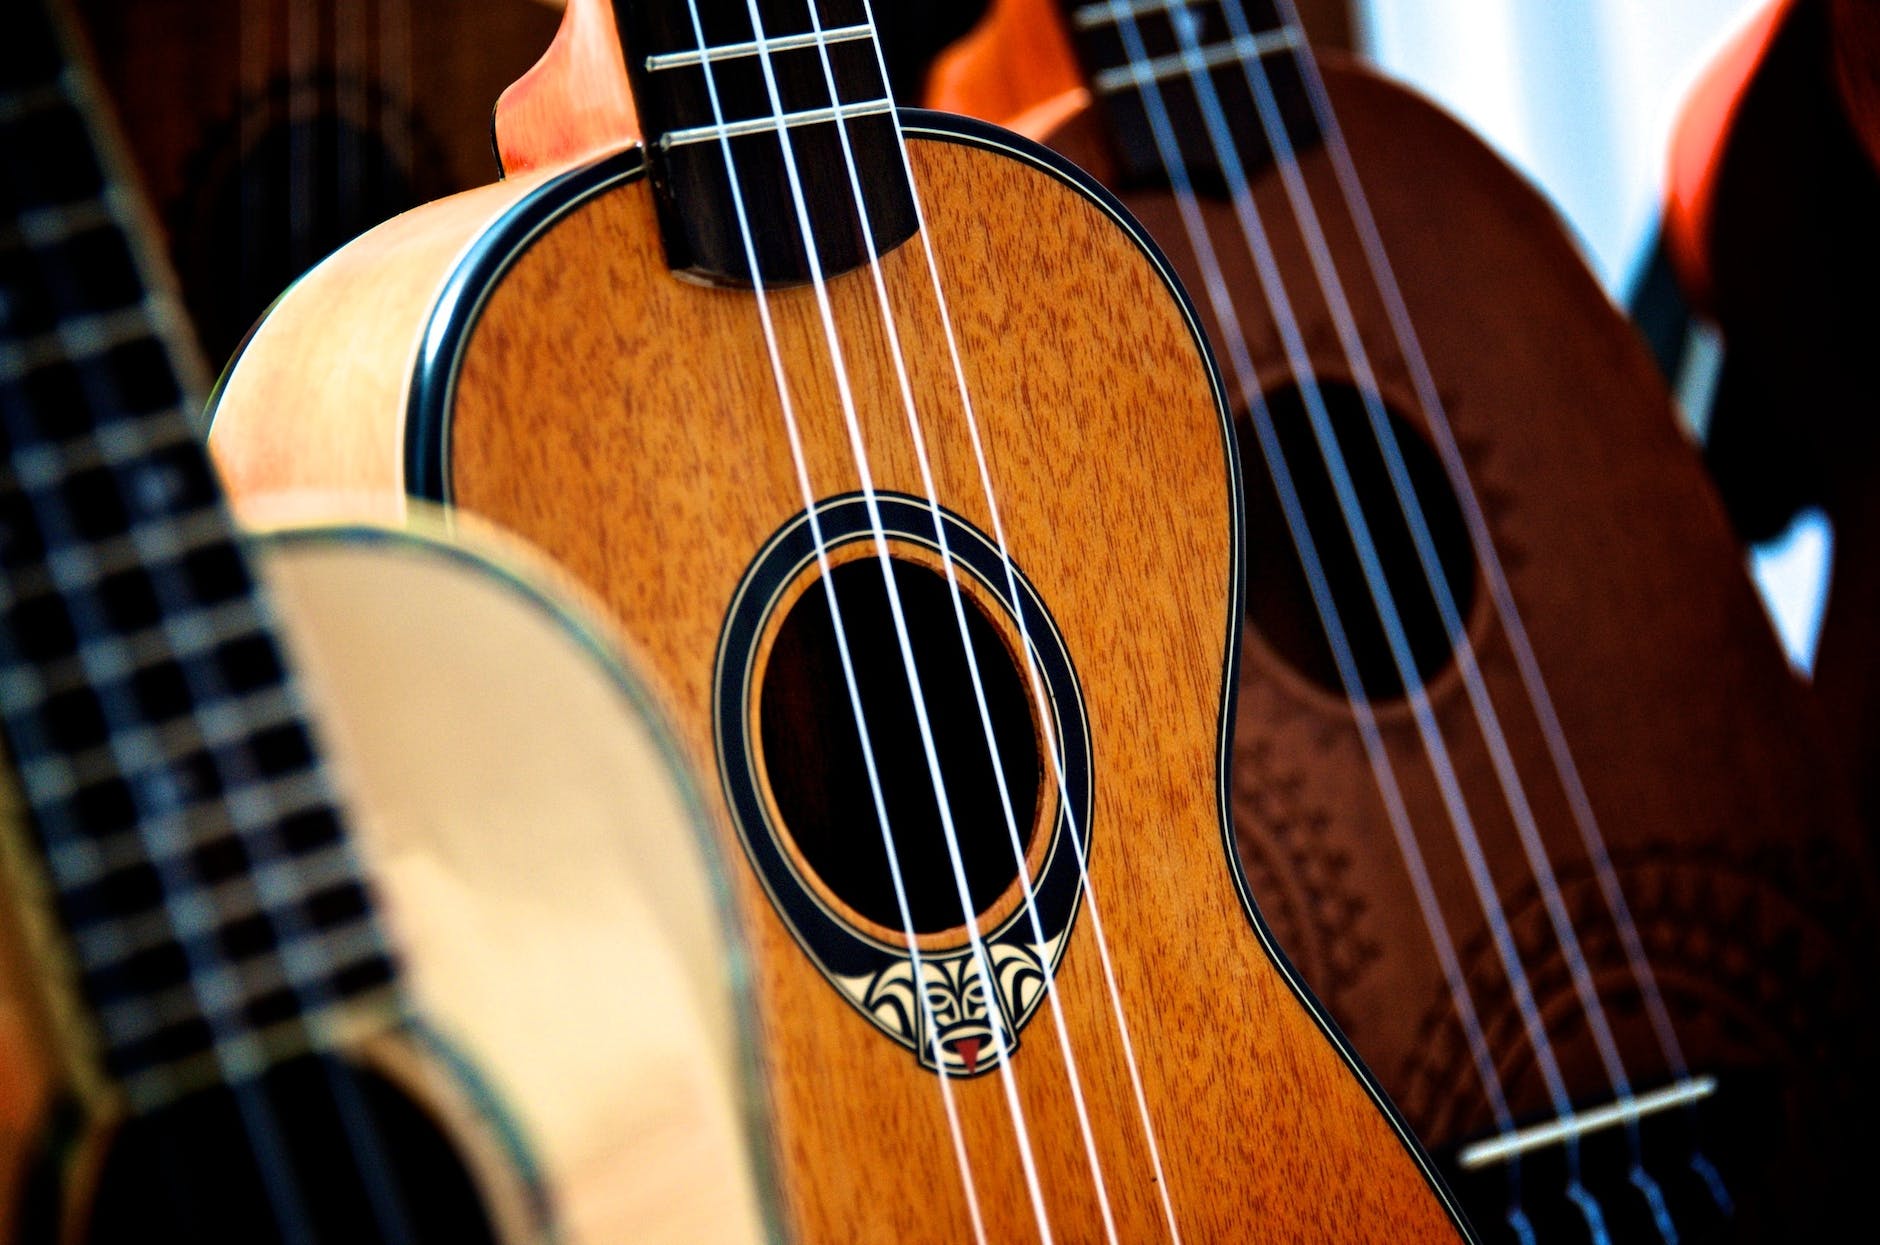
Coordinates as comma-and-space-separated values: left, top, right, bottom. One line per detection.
675, 5, 999, 1243
678, 0, 1183, 1239
1268, 0, 1727, 1217
1096, 0, 1715, 1237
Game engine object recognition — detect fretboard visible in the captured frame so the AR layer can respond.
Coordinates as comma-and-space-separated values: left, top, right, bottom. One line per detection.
1060, 0, 1321, 191
618, 0, 918, 285
0, 0, 399, 1107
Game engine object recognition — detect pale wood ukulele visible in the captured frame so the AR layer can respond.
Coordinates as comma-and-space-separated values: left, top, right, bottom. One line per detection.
209, 0, 1474, 1239
926, 1, 1880, 1241
0, 4, 770, 1238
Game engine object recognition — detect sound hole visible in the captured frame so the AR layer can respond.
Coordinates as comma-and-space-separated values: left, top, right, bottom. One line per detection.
1237, 381, 1477, 700
74, 1055, 499, 1243
760, 556, 1042, 936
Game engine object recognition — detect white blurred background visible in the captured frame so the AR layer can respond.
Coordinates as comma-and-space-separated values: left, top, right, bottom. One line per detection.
1357, 0, 1833, 673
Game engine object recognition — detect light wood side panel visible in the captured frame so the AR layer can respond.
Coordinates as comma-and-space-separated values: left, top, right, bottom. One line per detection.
208, 170, 555, 516
439, 134, 1462, 1242
494, 0, 641, 175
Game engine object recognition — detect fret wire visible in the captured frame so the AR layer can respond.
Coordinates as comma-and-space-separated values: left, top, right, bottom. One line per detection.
99, 923, 392, 1050
644, 23, 875, 71
660, 98, 894, 150
0, 303, 168, 383
75, 841, 361, 984
10, 506, 233, 591
0, 198, 115, 251
0, 596, 261, 701
16, 681, 303, 809
47, 768, 332, 891
0, 80, 68, 124
1091, 27, 1303, 95
117, 980, 401, 1109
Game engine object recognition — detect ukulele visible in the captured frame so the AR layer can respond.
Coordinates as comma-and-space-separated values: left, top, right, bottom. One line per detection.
0, 4, 771, 1238
1653, 0, 1880, 836
208, 0, 1475, 1239
924, 2, 1880, 1242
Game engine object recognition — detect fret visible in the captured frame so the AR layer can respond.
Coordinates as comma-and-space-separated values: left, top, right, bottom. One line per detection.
643, 22, 874, 71
1, 0, 403, 1100
618, 0, 917, 285
0, 599, 278, 716
0, 305, 164, 382
18, 684, 307, 811
1058, 0, 1319, 192
1091, 27, 1301, 95
48, 771, 332, 892
0, 82, 67, 126
72, 838, 358, 968
99, 918, 391, 1046
3, 196, 115, 250
662, 96, 894, 149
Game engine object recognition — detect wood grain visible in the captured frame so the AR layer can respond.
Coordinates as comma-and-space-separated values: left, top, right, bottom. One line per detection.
494, 0, 640, 176
934, 23, 1880, 1236
0, 521, 770, 1244
211, 129, 1467, 1240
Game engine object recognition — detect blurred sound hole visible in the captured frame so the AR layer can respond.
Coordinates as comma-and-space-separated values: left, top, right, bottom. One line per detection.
175, 80, 439, 360
760, 557, 1041, 935
1238, 381, 1477, 700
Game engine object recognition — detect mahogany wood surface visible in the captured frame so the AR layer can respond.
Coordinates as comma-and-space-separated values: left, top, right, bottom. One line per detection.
0, 520, 771, 1243
209, 122, 1470, 1241
930, 9, 1880, 1238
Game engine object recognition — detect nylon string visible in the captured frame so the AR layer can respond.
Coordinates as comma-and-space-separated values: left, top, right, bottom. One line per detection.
724, 4, 1061, 1236
797, 3, 1172, 1239
1093, 0, 1629, 1237
1116, 2, 1633, 1235
851, 1, 1192, 1236
673, 1, 1026, 1238
5, 31, 421, 1241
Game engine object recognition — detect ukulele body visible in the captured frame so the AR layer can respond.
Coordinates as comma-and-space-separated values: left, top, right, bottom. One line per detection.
209, 117, 1469, 1240
932, 22, 1880, 1239
0, 520, 771, 1244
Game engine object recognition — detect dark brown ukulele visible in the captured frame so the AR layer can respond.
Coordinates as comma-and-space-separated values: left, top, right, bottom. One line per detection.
923, 2, 1880, 1242
1652, 0, 1880, 841
207, 0, 1478, 1240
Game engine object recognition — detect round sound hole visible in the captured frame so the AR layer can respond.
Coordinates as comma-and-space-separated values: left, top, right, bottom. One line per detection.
1237, 381, 1478, 701
759, 556, 1042, 936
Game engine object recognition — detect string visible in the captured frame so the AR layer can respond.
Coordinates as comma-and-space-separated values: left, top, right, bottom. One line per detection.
853, 3, 1195, 1235
726, 4, 1063, 1236
1090, 0, 1613, 1236
4, 23, 420, 1239
1235, 0, 1700, 1227
795, 4, 1133, 1240
1269, 0, 1704, 1128
669, 3, 1002, 1239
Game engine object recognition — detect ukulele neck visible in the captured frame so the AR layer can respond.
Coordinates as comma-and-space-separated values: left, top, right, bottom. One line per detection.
0, 1, 402, 1110
617, 0, 918, 286
1057, 0, 1321, 189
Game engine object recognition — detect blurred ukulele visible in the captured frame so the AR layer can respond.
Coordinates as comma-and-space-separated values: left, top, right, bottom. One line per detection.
923, 2, 1880, 1242
208, 0, 1475, 1239
1653, 0, 1880, 836
0, 3, 770, 1238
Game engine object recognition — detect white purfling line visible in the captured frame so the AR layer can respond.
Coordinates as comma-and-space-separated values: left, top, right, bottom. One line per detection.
1093, 28, 1301, 94
1460, 1078, 1720, 1170
659, 98, 892, 150
645, 24, 873, 70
